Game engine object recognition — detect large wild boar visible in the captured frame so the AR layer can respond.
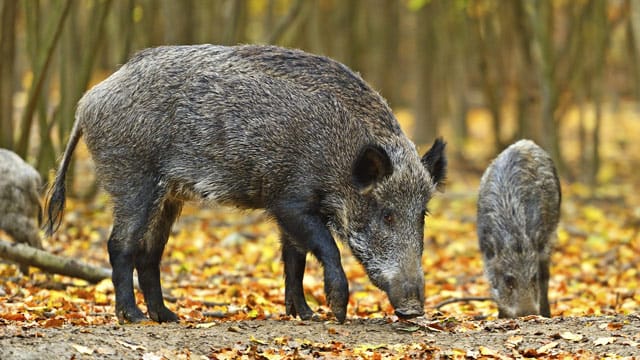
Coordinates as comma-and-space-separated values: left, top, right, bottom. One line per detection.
45, 45, 447, 324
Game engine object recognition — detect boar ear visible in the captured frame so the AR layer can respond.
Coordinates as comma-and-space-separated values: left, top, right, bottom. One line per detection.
421, 137, 447, 190
352, 145, 393, 191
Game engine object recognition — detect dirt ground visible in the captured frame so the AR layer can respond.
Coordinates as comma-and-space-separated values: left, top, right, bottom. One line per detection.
1, 314, 639, 359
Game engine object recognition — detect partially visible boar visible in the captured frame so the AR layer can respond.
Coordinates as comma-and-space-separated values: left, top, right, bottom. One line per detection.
45, 45, 447, 324
477, 139, 560, 318
0, 149, 43, 274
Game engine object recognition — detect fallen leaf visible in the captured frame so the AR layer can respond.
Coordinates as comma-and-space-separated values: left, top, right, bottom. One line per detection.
250, 335, 268, 345
227, 326, 242, 333
536, 341, 559, 354
506, 335, 523, 348
606, 322, 624, 331
593, 337, 616, 346
559, 331, 584, 342
479, 345, 501, 356
117, 340, 146, 351
43, 318, 65, 328
72, 343, 94, 355
396, 325, 421, 332
620, 339, 639, 347
141, 353, 162, 360
195, 322, 217, 329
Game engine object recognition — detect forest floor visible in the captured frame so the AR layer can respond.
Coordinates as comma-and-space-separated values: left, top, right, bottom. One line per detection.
1, 314, 640, 359
1, 106, 640, 358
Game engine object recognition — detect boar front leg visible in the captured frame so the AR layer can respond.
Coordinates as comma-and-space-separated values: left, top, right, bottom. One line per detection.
281, 233, 315, 320
539, 259, 551, 317
274, 199, 349, 323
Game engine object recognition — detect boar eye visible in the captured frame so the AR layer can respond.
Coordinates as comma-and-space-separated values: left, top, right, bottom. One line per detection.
383, 210, 394, 226
504, 274, 516, 290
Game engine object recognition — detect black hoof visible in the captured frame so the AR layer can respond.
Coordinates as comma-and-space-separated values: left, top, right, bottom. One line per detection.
149, 306, 179, 323
117, 306, 148, 324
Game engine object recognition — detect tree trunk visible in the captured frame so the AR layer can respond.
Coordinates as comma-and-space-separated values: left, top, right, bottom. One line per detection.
17, 0, 72, 158
414, 1, 439, 145
0, 0, 17, 149
472, 14, 504, 152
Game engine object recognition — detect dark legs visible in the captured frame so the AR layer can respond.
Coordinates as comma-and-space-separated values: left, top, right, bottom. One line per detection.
539, 259, 551, 317
109, 221, 147, 323
282, 234, 314, 320
274, 199, 349, 323
135, 200, 182, 322
108, 185, 181, 324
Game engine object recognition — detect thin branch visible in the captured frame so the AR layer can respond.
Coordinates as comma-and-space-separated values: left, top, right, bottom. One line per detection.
265, 0, 305, 44
434, 297, 494, 310
16, 0, 73, 158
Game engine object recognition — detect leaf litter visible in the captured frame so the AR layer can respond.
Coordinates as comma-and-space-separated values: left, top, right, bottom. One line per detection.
1, 110, 640, 358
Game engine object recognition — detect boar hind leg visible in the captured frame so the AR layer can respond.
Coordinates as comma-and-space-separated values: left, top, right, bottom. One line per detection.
108, 183, 169, 324
108, 218, 147, 324
273, 199, 349, 323
281, 233, 314, 320
135, 199, 182, 323
539, 259, 551, 317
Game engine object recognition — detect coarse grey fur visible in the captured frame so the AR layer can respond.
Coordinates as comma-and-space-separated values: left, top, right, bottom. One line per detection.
477, 139, 560, 318
45, 45, 447, 324
0, 149, 43, 274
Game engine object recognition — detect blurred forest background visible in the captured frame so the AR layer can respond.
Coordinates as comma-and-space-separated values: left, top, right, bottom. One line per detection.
0, 0, 639, 191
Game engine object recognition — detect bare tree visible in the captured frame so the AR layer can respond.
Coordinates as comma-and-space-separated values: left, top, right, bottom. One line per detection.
0, 0, 17, 149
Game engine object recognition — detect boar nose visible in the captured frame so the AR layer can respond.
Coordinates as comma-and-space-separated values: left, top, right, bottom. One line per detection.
395, 307, 424, 319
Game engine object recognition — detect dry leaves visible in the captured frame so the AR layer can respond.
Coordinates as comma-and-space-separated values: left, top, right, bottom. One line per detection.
1, 110, 639, 359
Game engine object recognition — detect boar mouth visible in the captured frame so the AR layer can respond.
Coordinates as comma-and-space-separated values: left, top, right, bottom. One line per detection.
383, 280, 425, 319
394, 307, 424, 319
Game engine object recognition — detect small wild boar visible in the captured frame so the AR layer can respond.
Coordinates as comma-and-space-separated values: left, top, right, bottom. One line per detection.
45, 45, 447, 324
0, 149, 43, 274
477, 139, 560, 318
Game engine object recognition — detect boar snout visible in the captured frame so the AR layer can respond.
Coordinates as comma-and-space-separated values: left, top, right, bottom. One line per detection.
385, 275, 425, 319
498, 298, 540, 318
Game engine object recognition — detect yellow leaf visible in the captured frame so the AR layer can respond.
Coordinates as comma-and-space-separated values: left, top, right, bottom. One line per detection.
559, 331, 583, 342
479, 345, 500, 356
250, 335, 268, 345
536, 341, 558, 354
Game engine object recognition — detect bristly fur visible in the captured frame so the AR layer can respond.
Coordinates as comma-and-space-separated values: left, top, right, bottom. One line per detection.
44, 44, 447, 323
0, 149, 44, 273
477, 139, 560, 318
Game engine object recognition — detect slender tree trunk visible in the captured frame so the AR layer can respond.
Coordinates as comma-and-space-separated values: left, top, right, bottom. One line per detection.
265, 0, 305, 45
513, 1, 536, 141
17, 0, 73, 158
527, 0, 566, 175
119, 0, 135, 64
472, 15, 503, 152
0, 0, 17, 149
587, 0, 609, 192
223, 0, 247, 45
414, 1, 438, 145
162, 0, 195, 45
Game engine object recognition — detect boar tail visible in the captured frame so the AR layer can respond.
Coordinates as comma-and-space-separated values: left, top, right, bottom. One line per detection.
44, 120, 83, 236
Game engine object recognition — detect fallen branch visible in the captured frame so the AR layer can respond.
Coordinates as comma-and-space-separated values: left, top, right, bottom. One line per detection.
0, 237, 110, 283
0, 237, 231, 309
434, 296, 494, 310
